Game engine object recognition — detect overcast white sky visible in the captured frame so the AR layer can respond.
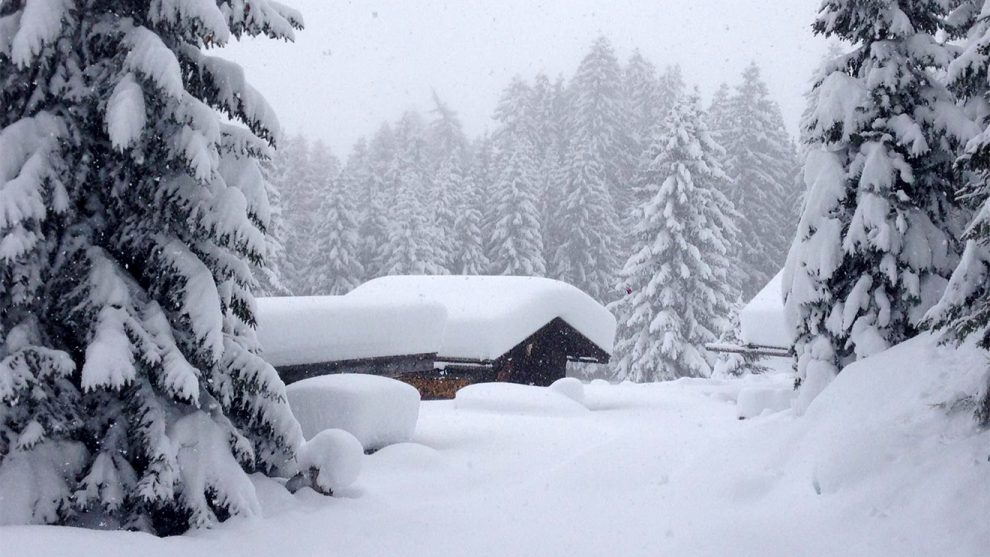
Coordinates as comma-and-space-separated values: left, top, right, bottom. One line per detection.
222, 0, 831, 156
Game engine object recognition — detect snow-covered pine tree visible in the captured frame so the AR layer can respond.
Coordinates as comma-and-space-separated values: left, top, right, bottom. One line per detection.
380, 112, 447, 275
784, 0, 971, 413
789, 44, 847, 221
0, 0, 304, 532
255, 147, 293, 296
621, 51, 667, 256
267, 133, 310, 294
288, 140, 340, 295
360, 124, 398, 278
925, 0, 990, 425
308, 142, 364, 294
488, 77, 546, 276
708, 82, 733, 145
654, 64, 687, 137
470, 132, 498, 270
531, 74, 569, 267
553, 37, 626, 300
623, 50, 662, 165
720, 62, 800, 298
432, 153, 467, 271
450, 176, 491, 274
427, 91, 470, 171
427, 95, 471, 270
611, 95, 738, 381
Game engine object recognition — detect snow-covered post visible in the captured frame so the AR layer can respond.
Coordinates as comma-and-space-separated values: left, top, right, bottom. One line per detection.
784, 0, 972, 413
1, 0, 305, 532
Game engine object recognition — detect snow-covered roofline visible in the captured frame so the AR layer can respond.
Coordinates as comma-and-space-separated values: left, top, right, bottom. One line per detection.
256, 295, 447, 367
346, 275, 616, 361
739, 270, 793, 348
256, 276, 616, 367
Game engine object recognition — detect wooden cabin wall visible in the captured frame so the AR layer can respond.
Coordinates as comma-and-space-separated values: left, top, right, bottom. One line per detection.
494, 326, 569, 386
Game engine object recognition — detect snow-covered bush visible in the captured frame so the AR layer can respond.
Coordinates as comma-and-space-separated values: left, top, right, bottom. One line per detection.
287, 374, 421, 451
0, 0, 304, 533
288, 429, 363, 496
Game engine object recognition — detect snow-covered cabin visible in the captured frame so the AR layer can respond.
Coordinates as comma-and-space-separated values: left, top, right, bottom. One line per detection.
739, 270, 792, 350
255, 295, 447, 385
256, 276, 616, 396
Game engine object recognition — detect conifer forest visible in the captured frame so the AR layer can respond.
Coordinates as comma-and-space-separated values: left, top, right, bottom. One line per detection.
1, 1, 988, 555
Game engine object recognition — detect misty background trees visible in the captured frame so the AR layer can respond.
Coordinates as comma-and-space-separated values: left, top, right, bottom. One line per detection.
262, 37, 801, 305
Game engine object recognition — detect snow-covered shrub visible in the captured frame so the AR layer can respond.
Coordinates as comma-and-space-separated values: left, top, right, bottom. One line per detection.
0, 0, 305, 533
288, 429, 363, 496
287, 374, 421, 451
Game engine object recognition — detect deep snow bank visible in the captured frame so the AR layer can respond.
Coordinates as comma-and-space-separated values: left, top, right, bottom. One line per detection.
1, 335, 987, 557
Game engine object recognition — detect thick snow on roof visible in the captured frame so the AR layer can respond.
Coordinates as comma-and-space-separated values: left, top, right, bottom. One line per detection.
347, 275, 616, 361
255, 296, 446, 367
739, 270, 793, 348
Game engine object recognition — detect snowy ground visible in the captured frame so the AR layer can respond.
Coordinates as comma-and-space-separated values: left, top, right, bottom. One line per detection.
4, 336, 988, 556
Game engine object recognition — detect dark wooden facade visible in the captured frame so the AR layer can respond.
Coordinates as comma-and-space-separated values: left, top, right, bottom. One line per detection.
278, 353, 436, 385
273, 317, 610, 398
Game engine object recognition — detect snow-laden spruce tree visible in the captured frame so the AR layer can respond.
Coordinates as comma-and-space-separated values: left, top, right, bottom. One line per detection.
255, 147, 293, 297
267, 133, 310, 294
426, 97, 470, 271
708, 82, 733, 141
379, 112, 447, 275
488, 77, 546, 276
925, 0, 990, 425
720, 62, 800, 298
0, 0, 304, 532
287, 140, 340, 295
359, 124, 398, 278
450, 179, 491, 274
427, 91, 470, 172
784, 0, 971, 413
623, 50, 662, 163
531, 73, 569, 267
309, 144, 364, 295
610, 95, 738, 381
553, 37, 626, 300
431, 153, 466, 271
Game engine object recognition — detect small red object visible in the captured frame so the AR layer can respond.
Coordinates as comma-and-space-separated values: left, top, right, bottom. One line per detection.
626, 287, 632, 295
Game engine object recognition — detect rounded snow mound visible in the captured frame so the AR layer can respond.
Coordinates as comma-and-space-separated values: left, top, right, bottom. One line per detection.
287, 373, 420, 451
454, 382, 589, 416
298, 429, 364, 493
549, 377, 586, 407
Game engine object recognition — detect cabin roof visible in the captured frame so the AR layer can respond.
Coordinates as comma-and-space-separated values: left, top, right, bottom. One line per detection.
347, 275, 616, 361
255, 295, 446, 367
